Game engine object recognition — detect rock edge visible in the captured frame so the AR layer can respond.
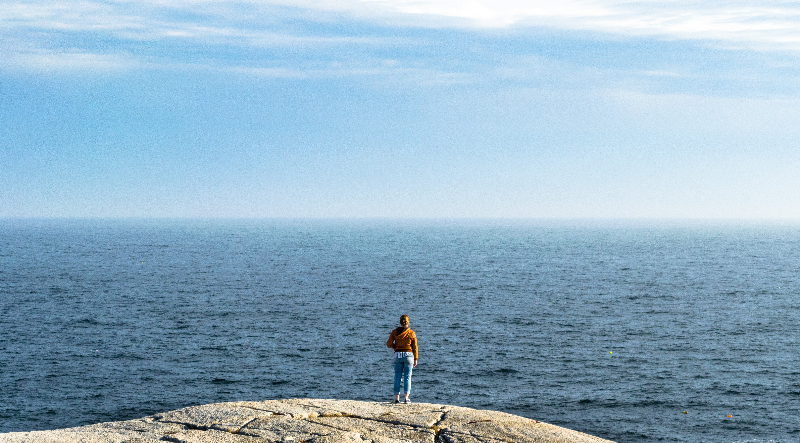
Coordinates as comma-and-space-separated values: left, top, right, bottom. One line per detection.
0, 398, 615, 443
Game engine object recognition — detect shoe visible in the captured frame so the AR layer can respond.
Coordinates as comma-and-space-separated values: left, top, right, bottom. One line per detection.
393, 399, 400, 404
404, 399, 411, 404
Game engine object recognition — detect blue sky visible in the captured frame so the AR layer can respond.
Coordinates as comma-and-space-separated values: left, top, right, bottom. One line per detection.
2, 0, 800, 218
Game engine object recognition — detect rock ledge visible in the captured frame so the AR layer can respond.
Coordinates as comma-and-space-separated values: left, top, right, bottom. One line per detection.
1, 398, 614, 442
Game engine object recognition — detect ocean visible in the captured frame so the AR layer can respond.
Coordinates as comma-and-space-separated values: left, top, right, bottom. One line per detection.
0, 219, 798, 442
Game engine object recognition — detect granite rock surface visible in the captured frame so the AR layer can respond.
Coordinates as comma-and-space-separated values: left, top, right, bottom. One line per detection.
1, 399, 615, 443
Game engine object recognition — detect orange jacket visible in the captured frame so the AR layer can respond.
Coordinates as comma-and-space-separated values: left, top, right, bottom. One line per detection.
386, 327, 418, 361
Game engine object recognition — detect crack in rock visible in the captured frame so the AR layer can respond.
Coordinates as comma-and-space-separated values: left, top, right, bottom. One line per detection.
432, 410, 449, 443
234, 417, 260, 434
238, 404, 288, 416
155, 420, 207, 431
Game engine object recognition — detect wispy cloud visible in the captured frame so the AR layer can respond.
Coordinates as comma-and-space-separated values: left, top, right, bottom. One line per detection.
0, 1, 420, 73
2, 0, 800, 80
1, 1, 399, 45
361, 0, 800, 49
5, 1, 800, 47
1, 37, 140, 72
9, 50, 139, 72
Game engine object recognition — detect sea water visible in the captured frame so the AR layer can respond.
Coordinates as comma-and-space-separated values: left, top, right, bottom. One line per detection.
0, 219, 798, 442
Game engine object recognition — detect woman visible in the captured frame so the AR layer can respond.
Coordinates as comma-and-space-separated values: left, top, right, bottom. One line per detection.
386, 314, 418, 404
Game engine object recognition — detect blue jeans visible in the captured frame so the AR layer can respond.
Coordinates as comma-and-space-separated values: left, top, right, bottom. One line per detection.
394, 355, 414, 395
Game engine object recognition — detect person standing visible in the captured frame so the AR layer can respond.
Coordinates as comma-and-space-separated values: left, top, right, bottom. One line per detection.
386, 314, 418, 404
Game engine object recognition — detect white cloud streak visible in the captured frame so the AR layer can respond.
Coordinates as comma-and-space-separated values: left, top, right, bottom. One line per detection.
359, 0, 800, 49
2, 0, 800, 74
4, 0, 800, 47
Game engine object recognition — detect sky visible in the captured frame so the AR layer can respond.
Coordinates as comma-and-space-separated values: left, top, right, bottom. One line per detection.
2, 0, 800, 219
